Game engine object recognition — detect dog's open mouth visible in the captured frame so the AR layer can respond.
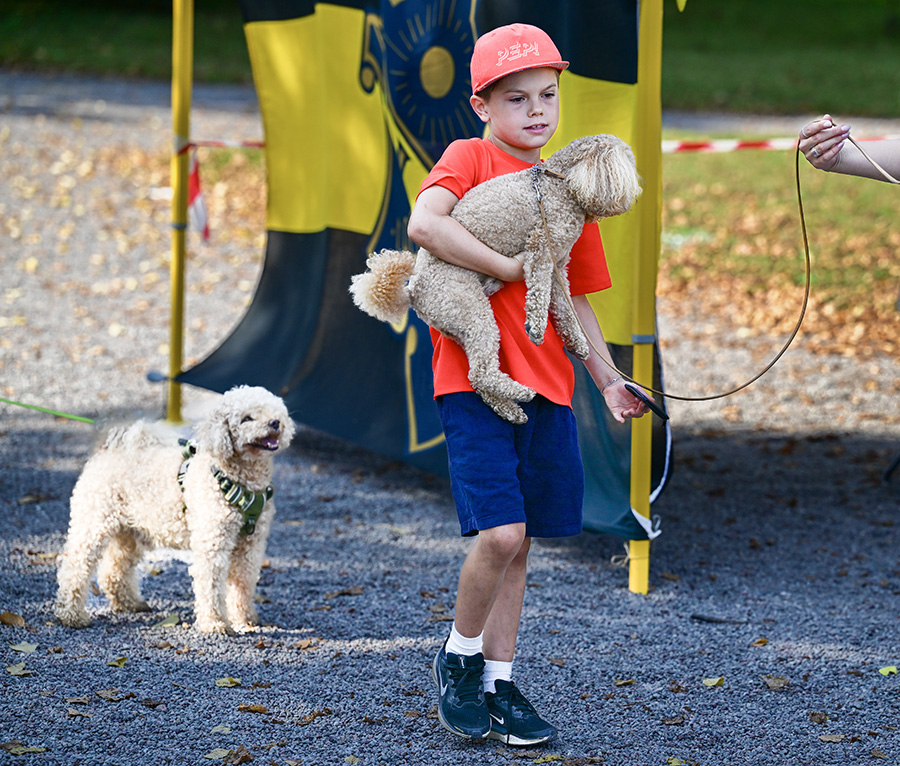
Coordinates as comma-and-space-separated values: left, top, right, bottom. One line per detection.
250, 437, 280, 452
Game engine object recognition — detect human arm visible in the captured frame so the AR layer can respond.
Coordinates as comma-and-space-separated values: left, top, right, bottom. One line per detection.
407, 184, 525, 283
571, 294, 650, 423
800, 114, 900, 182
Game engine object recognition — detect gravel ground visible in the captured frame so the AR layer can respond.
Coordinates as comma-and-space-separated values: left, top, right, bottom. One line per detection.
1, 71, 899, 766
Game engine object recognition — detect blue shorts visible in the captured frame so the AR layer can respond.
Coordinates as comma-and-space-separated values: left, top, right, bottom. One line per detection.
436, 392, 584, 538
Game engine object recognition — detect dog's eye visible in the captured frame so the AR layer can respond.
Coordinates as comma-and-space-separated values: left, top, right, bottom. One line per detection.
241, 416, 254, 423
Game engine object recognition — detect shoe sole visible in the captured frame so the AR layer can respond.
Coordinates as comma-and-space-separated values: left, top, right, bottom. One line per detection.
432, 651, 491, 740
486, 729, 558, 747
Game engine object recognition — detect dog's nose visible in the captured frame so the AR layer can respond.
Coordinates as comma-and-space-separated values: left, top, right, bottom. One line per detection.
268, 420, 282, 432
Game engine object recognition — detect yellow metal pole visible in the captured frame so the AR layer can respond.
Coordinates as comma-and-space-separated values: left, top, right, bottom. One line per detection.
167, 0, 194, 423
629, 0, 664, 594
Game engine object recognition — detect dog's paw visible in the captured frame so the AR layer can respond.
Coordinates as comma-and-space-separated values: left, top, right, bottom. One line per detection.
55, 606, 93, 629
194, 617, 236, 636
524, 320, 545, 346
481, 276, 503, 297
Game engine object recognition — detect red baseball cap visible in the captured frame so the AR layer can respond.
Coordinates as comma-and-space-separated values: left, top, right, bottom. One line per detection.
470, 23, 569, 95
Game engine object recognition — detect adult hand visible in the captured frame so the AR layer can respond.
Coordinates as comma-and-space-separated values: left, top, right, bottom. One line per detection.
799, 114, 850, 171
602, 379, 650, 423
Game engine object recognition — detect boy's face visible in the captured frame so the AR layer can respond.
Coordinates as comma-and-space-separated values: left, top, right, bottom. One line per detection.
470, 67, 560, 163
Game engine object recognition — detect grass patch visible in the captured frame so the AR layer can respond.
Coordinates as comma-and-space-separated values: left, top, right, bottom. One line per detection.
662, 0, 900, 116
0, 0, 251, 83
659, 146, 900, 356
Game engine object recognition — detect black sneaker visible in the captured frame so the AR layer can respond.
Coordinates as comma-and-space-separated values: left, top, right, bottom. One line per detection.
432, 644, 490, 739
485, 679, 558, 746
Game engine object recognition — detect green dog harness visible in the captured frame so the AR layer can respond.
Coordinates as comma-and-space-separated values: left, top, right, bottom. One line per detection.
177, 439, 273, 535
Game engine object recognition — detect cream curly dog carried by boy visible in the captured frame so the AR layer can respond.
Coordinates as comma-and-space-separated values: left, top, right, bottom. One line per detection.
389, 23, 650, 746
350, 132, 641, 425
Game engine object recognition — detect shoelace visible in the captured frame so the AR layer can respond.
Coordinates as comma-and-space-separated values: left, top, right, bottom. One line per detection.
496, 682, 537, 716
448, 664, 484, 704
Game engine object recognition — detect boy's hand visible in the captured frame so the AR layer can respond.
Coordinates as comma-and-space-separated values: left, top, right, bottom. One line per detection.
601, 379, 650, 423
506, 251, 527, 282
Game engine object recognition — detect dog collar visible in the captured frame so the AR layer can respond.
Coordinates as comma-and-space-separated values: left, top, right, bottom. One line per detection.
177, 439, 273, 535
211, 465, 274, 536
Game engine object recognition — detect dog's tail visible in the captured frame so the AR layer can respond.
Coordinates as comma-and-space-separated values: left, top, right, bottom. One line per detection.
349, 249, 416, 324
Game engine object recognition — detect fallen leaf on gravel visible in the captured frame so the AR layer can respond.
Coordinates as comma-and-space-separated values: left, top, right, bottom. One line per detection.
0, 612, 25, 627
106, 656, 127, 667
141, 698, 166, 709
808, 712, 828, 724
701, 677, 724, 687
10, 641, 38, 653
211, 725, 231, 734
224, 745, 253, 764
65, 697, 89, 705
237, 704, 268, 714
345, 757, 360, 765
153, 614, 180, 628
95, 689, 135, 702
666, 760, 686, 766
819, 734, 845, 743
661, 571, 681, 581
1, 741, 47, 755
873, 748, 888, 759
298, 707, 332, 726
325, 586, 364, 599
294, 638, 321, 651
216, 677, 242, 688
6, 662, 32, 676
614, 678, 635, 686
761, 674, 790, 691
548, 658, 566, 667
878, 666, 897, 676
203, 749, 233, 760
751, 637, 768, 647
403, 710, 421, 718
662, 714, 685, 725
534, 756, 563, 764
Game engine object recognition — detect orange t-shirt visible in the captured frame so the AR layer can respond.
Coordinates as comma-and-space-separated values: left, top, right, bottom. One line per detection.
418, 137, 612, 407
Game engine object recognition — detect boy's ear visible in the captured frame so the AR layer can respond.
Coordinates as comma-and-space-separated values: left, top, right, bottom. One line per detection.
470, 94, 490, 123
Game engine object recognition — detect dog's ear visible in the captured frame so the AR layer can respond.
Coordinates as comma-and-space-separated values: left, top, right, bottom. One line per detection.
568, 136, 642, 221
196, 401, 236, 461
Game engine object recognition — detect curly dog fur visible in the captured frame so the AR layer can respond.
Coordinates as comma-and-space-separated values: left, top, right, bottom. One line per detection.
349, 134, 641, 424
54, 386, 295, 634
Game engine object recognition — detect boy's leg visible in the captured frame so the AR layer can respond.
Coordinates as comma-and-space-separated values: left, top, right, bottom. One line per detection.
434, 522, 525, 740
453, 523, 527, 642
481, 535, 530, 662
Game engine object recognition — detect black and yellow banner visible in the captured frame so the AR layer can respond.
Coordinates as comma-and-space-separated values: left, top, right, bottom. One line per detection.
178, 0, 670, 538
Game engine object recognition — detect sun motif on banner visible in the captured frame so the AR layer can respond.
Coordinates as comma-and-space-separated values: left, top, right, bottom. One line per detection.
360, 0, 481, 169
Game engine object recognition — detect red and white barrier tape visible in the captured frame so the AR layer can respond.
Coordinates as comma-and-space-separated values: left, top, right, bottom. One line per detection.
662, 135, 899, 154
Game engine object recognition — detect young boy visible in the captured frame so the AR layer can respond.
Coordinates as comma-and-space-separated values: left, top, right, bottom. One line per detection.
406, 23, 649, 746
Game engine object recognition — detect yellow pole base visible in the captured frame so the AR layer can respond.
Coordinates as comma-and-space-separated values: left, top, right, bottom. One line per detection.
628, 539, 651, 594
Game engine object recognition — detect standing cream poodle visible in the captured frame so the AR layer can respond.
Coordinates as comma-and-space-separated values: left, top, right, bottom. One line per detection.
349, 134, 641, 424
55, 385, 295, 635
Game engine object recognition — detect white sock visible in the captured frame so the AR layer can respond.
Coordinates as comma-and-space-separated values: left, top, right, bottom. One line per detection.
483, 659, 513, 694
445, 624, 483, 657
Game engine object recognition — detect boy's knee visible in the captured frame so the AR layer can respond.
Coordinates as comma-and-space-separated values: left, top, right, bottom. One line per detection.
479, 523, 527, 561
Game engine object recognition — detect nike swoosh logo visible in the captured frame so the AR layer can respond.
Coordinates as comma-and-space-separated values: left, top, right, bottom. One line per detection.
440, 682, 449, 696
490, 713, 505, 725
